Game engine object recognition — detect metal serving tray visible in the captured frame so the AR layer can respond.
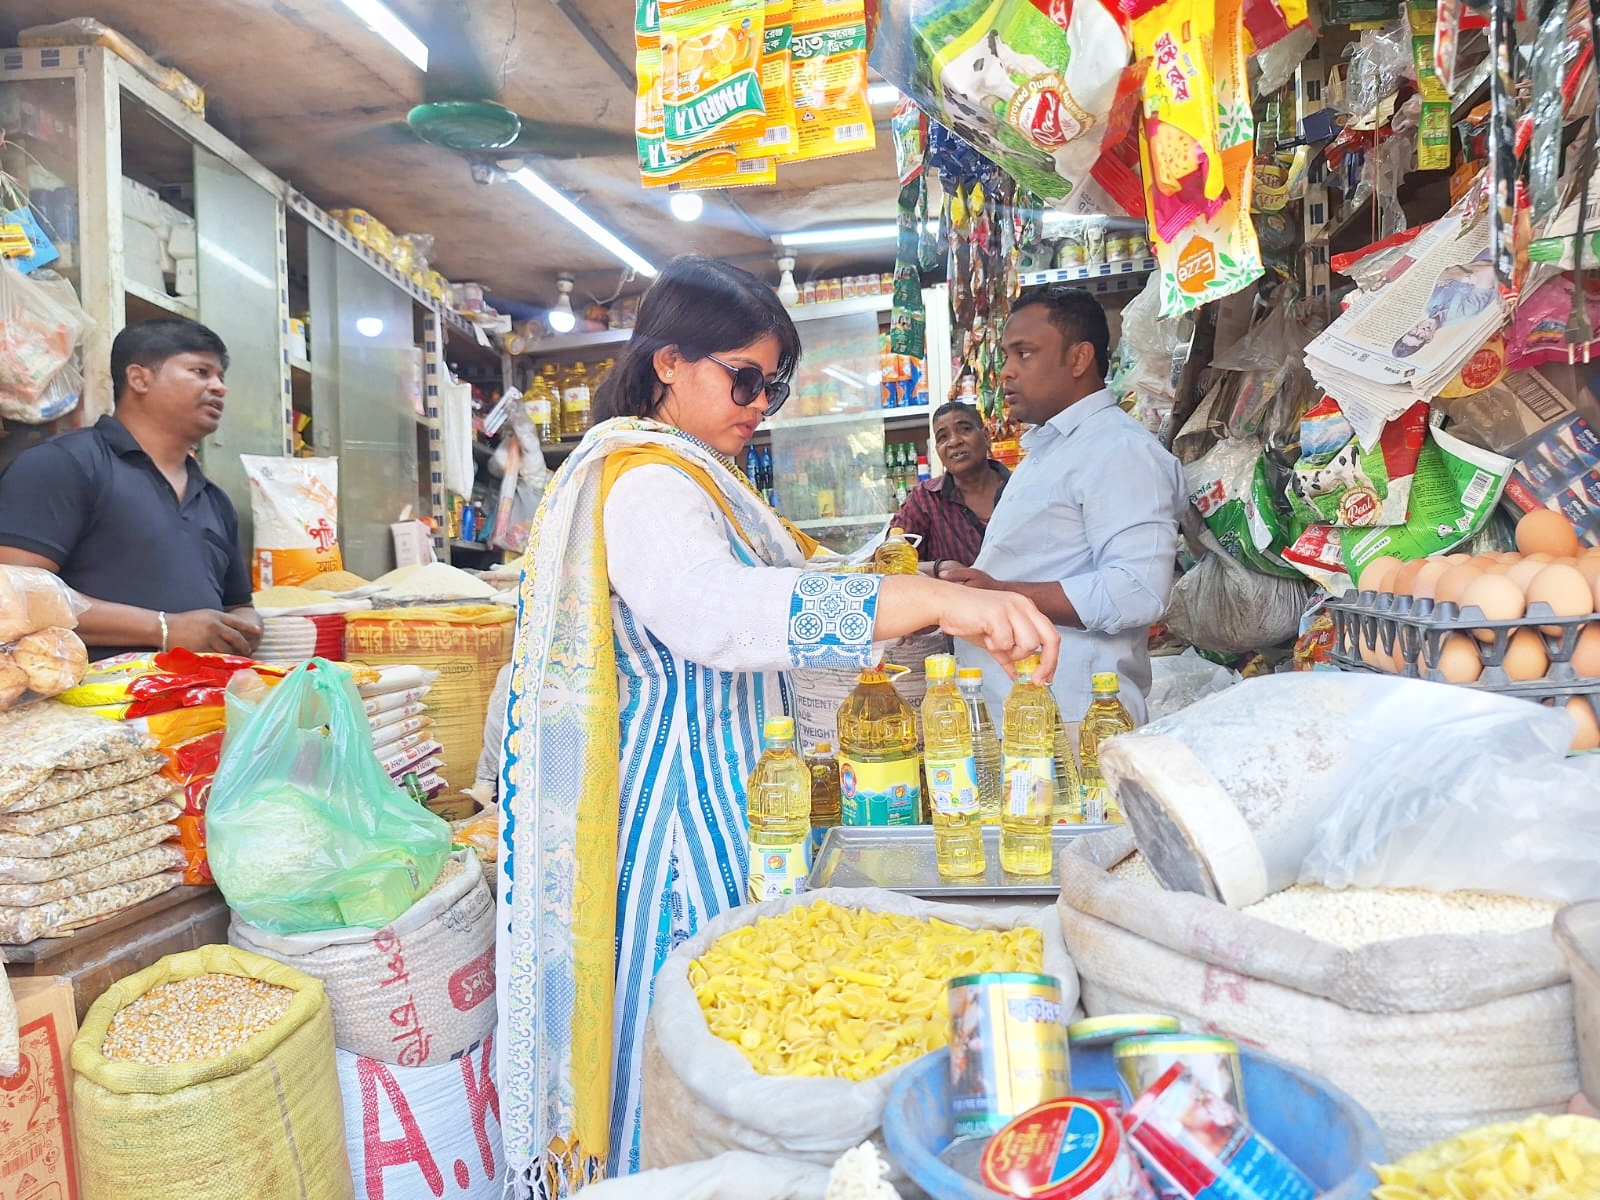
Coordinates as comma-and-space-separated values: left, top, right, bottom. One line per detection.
806, 824, 1114, 899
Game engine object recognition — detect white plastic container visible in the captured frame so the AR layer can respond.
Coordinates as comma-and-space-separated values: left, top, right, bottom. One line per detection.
1555, 900, 1600, 1107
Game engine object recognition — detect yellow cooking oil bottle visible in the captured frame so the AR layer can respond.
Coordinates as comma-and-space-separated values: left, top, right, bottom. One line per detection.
957, 667, 1003, 825
1000, 655, 1057, 876
837, 665, 923, 826
560, 361, 592, 438
873, 527, 920, 575
524, 371, 559, 446
745, 715, 812, 901
804, 742, 842, 830
921, 655, 986, 878
1078, 673, 1135, 824
1053, 706, 1083, 824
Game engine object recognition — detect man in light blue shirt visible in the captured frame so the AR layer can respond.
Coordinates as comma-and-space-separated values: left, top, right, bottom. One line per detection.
946, 287, 1186, 723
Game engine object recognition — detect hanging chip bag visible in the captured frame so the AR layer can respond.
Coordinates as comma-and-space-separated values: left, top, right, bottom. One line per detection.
737, 0, 799, 158
662, 0, 767, 155
638, 38, 747, 187
790, 0, 875, 162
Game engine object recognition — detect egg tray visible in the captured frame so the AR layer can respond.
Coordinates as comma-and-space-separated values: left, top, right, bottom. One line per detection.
1326, 591, 1600, 691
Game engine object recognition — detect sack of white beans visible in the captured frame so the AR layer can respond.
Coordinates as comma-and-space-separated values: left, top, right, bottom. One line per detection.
1057, 828, 1577, 1156
230, 849, 495, 1065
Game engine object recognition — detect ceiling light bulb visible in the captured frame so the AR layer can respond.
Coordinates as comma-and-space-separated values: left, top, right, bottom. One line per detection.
777, 256, 800, 306
355, 316, 384, 338
548, 277, 577, 335
670, 191, 704, 222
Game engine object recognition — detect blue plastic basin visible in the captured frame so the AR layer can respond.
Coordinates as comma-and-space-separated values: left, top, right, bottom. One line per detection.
882, 1044, 1385, 1199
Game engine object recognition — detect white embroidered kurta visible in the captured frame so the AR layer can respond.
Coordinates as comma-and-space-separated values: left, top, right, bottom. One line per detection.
600, 462, 880, 1174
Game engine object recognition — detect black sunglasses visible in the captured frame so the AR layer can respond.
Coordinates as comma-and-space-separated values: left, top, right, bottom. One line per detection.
706, 354, 791, 416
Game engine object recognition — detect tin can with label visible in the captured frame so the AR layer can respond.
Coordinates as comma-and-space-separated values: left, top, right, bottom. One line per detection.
1112, 1035, 1246, 1119
981, 1097, 1156, 1200
948, 972, 1071, 1138
1123, 1063, 1317, 1200
1067, 1014, 1180, 1050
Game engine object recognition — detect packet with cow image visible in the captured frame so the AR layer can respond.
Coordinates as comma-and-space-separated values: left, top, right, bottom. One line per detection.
1287, 397, 1429, 528
789, 0, 874, 163
661, 0, 767, 156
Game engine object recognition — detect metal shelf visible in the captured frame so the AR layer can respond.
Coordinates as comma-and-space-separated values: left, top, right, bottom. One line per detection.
1019, 259, 1157, 288
760, 404, 932, 434
124, 279, 198, 321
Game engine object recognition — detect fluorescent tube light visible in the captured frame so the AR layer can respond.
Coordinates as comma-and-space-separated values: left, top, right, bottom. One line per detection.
776, 224, 899, 247
339, 0, 429, 71
508, 167, 658, 278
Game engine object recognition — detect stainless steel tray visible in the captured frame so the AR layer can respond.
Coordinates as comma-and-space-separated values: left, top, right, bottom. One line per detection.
806, 824, 1114, 899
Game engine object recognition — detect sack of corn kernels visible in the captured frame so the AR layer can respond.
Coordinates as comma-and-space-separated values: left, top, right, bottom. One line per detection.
335, 1034, 503, 1199
70, 944, 354, 1200
640, 887, 1077, 1177
1058, 828, 1576, 1157
229, 849, 494, 1066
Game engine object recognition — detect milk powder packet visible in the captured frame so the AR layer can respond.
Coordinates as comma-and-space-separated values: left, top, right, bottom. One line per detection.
242, 455, 342, 589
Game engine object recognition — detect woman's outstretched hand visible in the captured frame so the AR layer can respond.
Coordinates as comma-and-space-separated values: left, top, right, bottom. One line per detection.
931, 582, 1059, 682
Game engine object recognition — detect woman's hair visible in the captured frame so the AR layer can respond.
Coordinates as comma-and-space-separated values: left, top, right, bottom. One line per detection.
593, 255, 802, 421
932, 400, 984, 427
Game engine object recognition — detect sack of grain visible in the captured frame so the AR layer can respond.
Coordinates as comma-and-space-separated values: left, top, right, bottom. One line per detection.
335, 1034, 503, 1199
71, 945, 353, 1200
641, 887, 1076, 1175
243, 455, 343, 589
1058, 828, 1577, 1155
230, 850, 494, 1065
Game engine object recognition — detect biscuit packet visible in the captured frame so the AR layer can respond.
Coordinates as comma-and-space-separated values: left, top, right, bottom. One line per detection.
790, 0, 875, 163
736, 0, 799, 159
661, 0, 767, 156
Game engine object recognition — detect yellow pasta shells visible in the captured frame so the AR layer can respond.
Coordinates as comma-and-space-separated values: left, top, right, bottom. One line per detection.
1372, 1113, 1600, 1199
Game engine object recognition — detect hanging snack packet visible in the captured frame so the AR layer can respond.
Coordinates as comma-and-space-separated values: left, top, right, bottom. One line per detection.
790, 0, 875, 162
737, 0, 798, 158
893, 97, 927, 186
638, 38, 745, 187
1288, 399, 1430, 528
661, 0, 767, 156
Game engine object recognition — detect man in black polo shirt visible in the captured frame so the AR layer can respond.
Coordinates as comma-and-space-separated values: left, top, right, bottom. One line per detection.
0, 318, 262, 659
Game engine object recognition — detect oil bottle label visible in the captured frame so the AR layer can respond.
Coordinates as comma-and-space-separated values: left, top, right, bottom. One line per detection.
749, 839, 810, 902
926, 754, 980, 817
839, 755, 922, 826
1003, 754, 1055, 818
1081, 783, 1110, 825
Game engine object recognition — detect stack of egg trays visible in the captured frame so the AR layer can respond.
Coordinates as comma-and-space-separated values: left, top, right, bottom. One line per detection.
1326, 592, 1600, 712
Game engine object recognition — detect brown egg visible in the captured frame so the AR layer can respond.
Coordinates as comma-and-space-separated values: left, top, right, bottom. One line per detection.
1433, 633, 1483, 684
1526, 563, 1595, 633
1434, 561, 1485, 608
1574, 624, 1600, 677
1411, 558, 1453, 600
1473, 555, 1511, 574
1517, 508, 1582, 558
1359, 634, 1389, 671
1579, 560, 1600, 609
1358, 555, 1403, 594
1460, 573, 1526, 639
1503, 630, 1549, 681
1569, 697, 1600, 753
1506, 557, 1550, 593
1392, 559, 1429, 597
1444, 553, 1474, 563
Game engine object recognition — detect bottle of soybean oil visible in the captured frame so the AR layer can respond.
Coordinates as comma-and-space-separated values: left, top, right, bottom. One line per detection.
804, 742, 842, 831
957, 667, 1003, 825
837, 665, 922, 826
1078, 673, 1135, 824
745, 716, 812, 902
873, 527, 920, 575
1053, 706, 1083, 824
1000, 655, 1057, 876
921, 655, 986, 878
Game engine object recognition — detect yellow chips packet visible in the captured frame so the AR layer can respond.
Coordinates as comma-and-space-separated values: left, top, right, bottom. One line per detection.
638, 37, 746, 187
737, 0, 798, 159
789, 0, 874, 163
661, 0, 767, 155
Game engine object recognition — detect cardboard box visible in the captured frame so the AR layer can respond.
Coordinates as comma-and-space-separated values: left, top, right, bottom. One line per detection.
390, 521, 436, 569
1, 976, 79, 1200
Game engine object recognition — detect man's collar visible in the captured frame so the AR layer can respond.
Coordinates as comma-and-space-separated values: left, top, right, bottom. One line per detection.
94, 414, 143, 457
1022, 388, 1117, 446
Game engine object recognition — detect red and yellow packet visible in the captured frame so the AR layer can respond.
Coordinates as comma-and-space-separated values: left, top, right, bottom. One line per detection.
1128, 0, 1225, 243
788, 0, 874, 163
737, 0, 798, 159
661, 0, 767, 155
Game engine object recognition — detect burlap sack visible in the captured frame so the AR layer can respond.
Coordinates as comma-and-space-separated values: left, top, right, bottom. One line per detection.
641, 886, 1075, 1175
1058, 829, 1577, 1155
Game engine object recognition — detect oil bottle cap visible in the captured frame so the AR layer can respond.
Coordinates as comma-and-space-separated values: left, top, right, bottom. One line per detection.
889, 527, 906, 537
925, 653, 956, 680
1091, 672, 1119, 694
1016, 654, 1041, 676
764, 716, 795, 741
957, 667, 984, 682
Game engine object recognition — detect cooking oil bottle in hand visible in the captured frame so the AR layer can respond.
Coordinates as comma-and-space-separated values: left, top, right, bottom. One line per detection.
1001, 655, 1057, 876
804, 741, 841, 830
1078, 673, 1135, 824
745, 716, 812, 901
873, 527, 920, 575
957, 667, 1003, 825
921, 654, 986, 878
837, 665, 923, 825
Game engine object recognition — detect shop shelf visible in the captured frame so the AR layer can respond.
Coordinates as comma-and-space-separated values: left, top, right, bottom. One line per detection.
791, 513, 894, 531
1019, 258, 1157, 288
124, 279, 198, 321
287, 356, 312, 375
787, 293, 893, 322
761, 404, 932, 434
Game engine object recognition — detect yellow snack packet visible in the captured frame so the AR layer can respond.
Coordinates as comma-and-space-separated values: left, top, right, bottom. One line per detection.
661, 0, 767, 155
1131, 0, 1225, 222
638, 37, 744, 187
737, 0, 798, 158
788, 0, 874, 163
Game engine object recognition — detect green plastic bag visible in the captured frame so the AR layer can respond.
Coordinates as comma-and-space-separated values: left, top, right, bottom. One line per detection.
207, 659, 450, 934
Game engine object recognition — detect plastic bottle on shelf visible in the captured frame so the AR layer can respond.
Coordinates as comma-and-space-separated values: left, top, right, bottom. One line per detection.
1053, 707, 1084, 824
805, 742, 842, 831
759, 445, 775, 499
525, 373, 557, 446
958, 667, 1003, 825
744, 446, 760, 485
874, 528, 920, 575
745, 715, 813, 901
921, 655, 986, 878
916, 454, 931, 484
559, 361, 592, 439
1000, 654, 1057, 876
837, 665, 922, 826
1077, 673, 1135, 824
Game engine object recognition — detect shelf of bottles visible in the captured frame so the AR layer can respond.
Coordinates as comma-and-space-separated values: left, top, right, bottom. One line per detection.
525, 356, 615, 455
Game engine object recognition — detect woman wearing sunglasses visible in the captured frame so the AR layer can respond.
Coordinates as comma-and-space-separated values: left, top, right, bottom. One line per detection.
495, 254, 1059, 1193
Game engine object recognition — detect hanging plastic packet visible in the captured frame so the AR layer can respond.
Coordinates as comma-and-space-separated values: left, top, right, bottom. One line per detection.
1287, 398, 1429, 528
638, 38, 745, 187
737, 0, 798, 159
1408, 1, 1452, 172
661, 0, 767, 156
892, 97, 927, 186
789, 0, 875, 163
891, 178, 927, 357
1509, 274, 1600, 368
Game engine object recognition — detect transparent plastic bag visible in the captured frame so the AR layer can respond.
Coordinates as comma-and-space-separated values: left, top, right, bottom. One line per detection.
207, 659, 452, 934
1301, 701, 1600, 902
0, 264, 91, 423
1164, 527, 1311, 653
1146, 648, 1240, 720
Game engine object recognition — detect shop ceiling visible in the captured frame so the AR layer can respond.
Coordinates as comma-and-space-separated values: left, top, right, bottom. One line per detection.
0, 0, 902, 309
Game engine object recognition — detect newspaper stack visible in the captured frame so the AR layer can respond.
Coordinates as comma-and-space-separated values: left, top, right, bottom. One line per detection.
1306, 209, 1506, 450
